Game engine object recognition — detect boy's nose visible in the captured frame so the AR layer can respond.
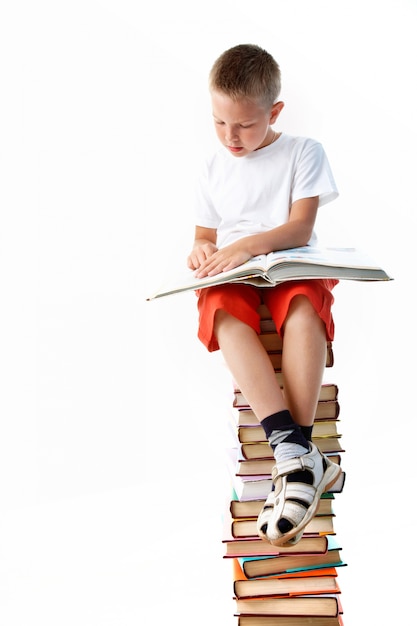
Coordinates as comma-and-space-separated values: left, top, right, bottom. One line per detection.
225, 126, 238, 142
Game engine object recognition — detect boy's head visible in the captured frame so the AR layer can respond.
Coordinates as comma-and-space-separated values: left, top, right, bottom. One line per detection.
209, 44, 284, 157
209, 44, 281, 109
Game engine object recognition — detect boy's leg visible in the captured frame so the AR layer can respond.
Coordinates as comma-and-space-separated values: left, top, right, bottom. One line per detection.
213, 308, 288, 419
199, 283, 340, 546
253, 291, 341, 545
214, 307, 339, 546
281, 294, 328, 427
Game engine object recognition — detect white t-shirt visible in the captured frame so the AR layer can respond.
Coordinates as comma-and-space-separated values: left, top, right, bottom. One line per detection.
194, 133, 338, 248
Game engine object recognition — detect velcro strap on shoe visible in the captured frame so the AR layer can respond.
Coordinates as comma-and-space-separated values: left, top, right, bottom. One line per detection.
273, 456, 305, 477
282, 482, 316, 505
273, 451, 318, 480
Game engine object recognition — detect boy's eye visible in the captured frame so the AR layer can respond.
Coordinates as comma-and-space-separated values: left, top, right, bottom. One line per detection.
213, 121, 252, 128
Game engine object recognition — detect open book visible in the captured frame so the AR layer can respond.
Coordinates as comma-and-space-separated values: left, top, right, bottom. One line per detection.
147, 245, 392, 300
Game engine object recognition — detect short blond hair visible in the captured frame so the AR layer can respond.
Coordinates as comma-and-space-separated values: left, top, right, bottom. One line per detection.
209, 44, 281, 108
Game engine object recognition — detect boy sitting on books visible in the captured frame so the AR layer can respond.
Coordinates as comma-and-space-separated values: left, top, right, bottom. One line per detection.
187, 44, 341, 547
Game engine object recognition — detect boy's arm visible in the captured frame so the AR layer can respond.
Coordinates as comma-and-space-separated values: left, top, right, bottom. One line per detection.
194, 197, 319, 278
248, 196, 319, 255
187, 226, 218, 270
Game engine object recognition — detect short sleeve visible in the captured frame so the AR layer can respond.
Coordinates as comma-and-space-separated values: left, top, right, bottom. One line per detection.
291, 140, 338, 208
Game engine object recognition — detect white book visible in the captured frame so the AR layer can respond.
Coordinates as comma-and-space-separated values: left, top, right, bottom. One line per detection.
147, 245, 392, 300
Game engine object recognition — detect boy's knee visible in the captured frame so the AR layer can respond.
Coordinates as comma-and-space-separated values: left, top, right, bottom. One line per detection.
284, 295, 321, 330
213, 308, 228, 329
288, 294, 315, 314
213, 309, 242, 333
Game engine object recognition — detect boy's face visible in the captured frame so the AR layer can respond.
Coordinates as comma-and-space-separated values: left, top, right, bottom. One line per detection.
211, 90, 283, 158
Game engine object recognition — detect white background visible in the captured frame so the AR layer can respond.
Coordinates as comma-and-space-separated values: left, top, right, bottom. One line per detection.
0, 1, 415, 624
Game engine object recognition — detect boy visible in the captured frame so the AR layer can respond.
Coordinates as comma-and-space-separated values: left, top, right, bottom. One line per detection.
187, 44, 341, 547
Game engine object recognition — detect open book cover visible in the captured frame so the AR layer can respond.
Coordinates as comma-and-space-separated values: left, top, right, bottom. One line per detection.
147, 245, 393, 300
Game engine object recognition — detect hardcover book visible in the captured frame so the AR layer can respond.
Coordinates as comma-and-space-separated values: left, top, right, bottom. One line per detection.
147, 245, 392, 299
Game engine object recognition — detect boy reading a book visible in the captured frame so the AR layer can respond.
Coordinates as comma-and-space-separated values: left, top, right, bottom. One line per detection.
187, 44, 341, 547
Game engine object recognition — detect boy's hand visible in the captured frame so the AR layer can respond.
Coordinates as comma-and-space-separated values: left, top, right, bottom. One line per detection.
193, 241, 252, 278
187, 242, 218, 271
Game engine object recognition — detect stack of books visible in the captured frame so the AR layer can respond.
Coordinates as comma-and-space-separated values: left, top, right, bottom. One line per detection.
223, 304, 346, 626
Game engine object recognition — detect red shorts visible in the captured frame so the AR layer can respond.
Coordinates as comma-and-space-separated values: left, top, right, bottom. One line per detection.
196, 279, 338, 352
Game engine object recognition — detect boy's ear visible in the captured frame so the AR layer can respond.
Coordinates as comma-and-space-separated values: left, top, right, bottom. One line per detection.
270, 101, 285, 124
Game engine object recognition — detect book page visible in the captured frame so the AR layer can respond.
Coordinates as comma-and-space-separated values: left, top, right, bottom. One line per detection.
266, 246, 385, 270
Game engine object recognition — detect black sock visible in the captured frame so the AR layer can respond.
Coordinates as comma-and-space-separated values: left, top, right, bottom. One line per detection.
300, 425, 313, 441
261, 410, 309, 449
261, 411, 312, 535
